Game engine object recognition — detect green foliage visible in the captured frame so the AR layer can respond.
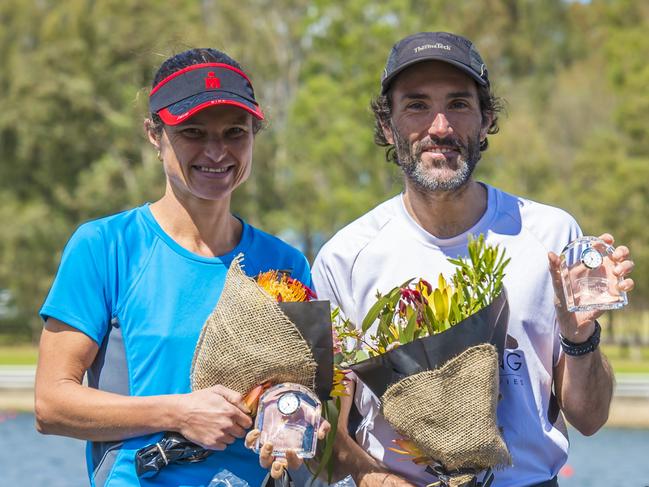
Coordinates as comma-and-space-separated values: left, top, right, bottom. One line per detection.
357, 236, 509, 355
1, 0, 648, 343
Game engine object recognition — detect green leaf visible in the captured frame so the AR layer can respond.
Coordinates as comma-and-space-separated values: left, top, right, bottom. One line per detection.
403, 308, 418, 343
312, 398, 340, 482
362, 293, 392, 332
433, 288, 447, 321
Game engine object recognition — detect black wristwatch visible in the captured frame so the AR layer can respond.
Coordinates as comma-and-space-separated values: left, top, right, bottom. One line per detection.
560, 321, 601, 356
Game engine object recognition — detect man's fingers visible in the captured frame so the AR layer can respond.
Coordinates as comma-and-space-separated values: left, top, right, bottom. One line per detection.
317, 420, 331, 440
270, 459, 288, 479
597, 233, 614, 245
259, 442, 275, 469
612, 245, 630, 262
547, 252, 565, 304
619, 278, 635, 292
285, 450, 302, 470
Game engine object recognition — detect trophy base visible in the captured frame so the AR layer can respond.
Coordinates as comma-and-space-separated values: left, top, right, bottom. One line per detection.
567, 300, 627, 313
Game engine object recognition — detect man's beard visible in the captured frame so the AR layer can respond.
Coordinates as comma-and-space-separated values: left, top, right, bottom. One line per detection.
392, 125, 482, 192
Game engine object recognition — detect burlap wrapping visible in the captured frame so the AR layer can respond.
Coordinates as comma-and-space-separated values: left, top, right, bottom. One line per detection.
381, 344, 511, 473
190, 255, 317, 395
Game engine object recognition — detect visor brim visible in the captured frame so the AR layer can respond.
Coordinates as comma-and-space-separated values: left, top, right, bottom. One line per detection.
158, 92, 264, 125
382, 56, 488, 95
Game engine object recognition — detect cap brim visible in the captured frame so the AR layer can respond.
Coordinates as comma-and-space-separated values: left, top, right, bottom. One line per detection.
382, 55, 487, 94
158, 91, 264, 125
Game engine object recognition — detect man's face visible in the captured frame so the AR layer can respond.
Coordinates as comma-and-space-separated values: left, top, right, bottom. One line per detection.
384, 61, 491, 192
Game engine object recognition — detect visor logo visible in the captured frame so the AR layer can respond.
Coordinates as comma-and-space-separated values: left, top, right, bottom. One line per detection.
205, 72, 221, 89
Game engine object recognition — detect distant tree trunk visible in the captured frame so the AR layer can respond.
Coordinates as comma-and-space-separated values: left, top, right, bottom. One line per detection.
608, 311, 615, 344
303, 223, 314, 264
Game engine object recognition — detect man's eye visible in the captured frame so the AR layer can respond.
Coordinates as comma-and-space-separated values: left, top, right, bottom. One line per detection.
407, 102, 427, 110
450, 100, 469, 109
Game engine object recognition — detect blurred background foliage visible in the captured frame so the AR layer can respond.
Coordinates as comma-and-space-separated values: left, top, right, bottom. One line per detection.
0, 0, 647, 342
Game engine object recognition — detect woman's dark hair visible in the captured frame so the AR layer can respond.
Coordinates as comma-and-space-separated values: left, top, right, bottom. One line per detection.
370, 82, 503, 165
148, 48, 264, 135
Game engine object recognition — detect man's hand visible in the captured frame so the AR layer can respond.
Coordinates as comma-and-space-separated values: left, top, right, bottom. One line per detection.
548, 233, 634, 342
177, 385, 253, 450
245, 420, 330, 479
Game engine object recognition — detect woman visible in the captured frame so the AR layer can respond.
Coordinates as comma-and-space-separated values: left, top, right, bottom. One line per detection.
35, 48, 322, 487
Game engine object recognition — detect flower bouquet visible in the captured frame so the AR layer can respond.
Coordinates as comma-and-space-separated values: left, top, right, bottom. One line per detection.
334, 235, 512, 487
135, 255, 333, 478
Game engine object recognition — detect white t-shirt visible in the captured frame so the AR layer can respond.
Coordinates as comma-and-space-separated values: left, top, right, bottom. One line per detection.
312, 184, 581, 487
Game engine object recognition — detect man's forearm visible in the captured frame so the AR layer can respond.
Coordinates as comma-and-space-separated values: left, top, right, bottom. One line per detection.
558, 350, 614, 435
331, 428, 416, 487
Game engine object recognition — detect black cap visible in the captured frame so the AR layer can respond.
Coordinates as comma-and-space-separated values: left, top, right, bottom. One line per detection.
381, 32, 489, 95
149, 63, 264, 125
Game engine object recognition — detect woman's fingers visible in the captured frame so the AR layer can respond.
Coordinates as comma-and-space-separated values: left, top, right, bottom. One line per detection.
244, 429, 260, 449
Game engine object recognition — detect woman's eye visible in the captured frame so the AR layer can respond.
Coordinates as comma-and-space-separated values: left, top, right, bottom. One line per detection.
181, 128, 204, 138
227, 127, 246, 138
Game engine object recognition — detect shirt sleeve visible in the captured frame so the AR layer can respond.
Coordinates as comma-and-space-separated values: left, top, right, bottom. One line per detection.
40, 223, 112, 346
312, 248, 354, 322
290, 252, 313, 290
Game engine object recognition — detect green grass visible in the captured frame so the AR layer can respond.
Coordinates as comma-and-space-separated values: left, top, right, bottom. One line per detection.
0, 345, 39, 365
0, 344, 648, 373
602, 344, 649, 374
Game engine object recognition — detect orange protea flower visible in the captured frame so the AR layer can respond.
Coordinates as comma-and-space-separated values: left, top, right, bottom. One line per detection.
243, 381, 272, 416
256, 270, 316, 302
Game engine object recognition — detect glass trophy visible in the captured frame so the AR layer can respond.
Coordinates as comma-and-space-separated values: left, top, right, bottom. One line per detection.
560, 236, 628, 312
253, 383, 321, 458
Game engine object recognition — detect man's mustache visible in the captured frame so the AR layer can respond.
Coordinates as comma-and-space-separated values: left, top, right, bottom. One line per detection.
414, 136, 462, 153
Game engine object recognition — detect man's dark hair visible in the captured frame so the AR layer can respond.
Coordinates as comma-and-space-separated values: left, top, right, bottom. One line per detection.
148, 48, 264, 135
370, 82, 503, 165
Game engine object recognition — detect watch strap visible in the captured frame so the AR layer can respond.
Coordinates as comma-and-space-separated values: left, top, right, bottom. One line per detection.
559, 321, 601, 356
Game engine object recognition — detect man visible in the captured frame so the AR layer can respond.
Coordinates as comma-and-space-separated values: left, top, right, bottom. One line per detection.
312, 32, 635, 487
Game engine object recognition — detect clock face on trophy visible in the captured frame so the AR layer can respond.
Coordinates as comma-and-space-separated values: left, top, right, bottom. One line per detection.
560, 236, 627, 312
254, 383, 321, 458
277, 392, 300, 415
580, 247, 603, 270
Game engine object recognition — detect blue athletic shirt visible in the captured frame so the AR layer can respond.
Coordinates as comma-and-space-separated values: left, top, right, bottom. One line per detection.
40, 204, 311, 487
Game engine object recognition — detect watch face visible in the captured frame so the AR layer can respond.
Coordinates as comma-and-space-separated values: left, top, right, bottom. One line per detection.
277, 392, 300, 415
580, 247, 603, 270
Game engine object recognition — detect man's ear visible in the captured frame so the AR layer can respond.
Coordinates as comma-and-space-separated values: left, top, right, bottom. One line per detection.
144, 119, 160, 149
480, 111, 493, 142
381, 121, 395, 145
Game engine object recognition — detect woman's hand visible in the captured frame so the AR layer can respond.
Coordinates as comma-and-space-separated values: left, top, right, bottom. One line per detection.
177, 385, 253, 450
244, 420, 331, 479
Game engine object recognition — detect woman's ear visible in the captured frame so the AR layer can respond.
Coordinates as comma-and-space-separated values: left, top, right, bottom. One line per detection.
144, 119, 160, 149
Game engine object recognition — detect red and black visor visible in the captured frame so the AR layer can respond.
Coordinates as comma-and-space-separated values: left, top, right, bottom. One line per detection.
149, 63, 264, 125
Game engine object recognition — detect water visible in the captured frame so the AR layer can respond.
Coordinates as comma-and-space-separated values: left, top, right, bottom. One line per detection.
0, 412, 86, 486
1, 412, 648, 486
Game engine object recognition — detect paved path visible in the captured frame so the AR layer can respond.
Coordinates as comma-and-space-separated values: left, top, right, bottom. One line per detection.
0, 366, 36, 390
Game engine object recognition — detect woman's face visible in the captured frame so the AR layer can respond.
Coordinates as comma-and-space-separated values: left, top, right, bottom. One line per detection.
151, 105, 255, 203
